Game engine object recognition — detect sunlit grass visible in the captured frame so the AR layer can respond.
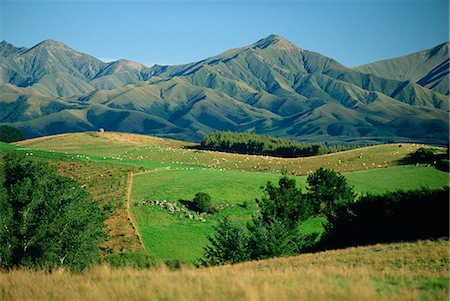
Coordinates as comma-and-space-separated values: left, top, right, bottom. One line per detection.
0, 240, 447, 301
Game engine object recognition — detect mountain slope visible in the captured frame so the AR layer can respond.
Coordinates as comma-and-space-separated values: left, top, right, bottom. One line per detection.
0, 39, 153, 97
354, 42, 449, 95
0, 36, 448, 144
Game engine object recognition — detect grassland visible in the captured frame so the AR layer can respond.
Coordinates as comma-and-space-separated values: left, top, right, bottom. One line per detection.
15, 131, 432, 175
5, 132, 449, 262
131, 165, 449, 261
1, 132, 449, 300
0, 239, 447, 301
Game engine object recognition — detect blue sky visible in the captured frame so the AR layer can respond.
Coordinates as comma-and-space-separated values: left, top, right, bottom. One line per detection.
1, 0, 448, 67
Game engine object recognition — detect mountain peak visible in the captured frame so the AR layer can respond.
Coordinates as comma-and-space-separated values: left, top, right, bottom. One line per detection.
37, 39, 67, 48
0, 40, 27, 56
253, 34, 297, 50
0, 40, 13, 48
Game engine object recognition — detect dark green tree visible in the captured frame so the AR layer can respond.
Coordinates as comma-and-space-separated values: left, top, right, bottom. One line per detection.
0, 125, 24, 143
246, 217, 299, 260
193, 192, 214, 213
202, 217, 249, 266
202, 173, 314, 265
306, 168, 356, 218
257, 172, 308, 226
0, 154, 105, 271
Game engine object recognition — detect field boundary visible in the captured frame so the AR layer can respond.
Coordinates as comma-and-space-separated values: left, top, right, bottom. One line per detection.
126, 172, 144, 247
125, 169, 157, 248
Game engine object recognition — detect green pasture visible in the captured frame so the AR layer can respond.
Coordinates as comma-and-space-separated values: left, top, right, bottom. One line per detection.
131, 165, 449, 262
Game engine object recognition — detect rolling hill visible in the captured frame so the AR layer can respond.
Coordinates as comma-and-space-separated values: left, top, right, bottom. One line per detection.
0, 35, 448, 144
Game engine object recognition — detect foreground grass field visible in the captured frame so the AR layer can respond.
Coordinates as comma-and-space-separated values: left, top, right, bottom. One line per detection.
1, 239, 447, 301
131, 165, 449, 261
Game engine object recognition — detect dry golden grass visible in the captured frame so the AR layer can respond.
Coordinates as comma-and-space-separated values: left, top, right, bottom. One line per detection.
1, 240, 447, 301
16, 131, 191, 152
16, 131, 431, 175
55, 161, 142, 254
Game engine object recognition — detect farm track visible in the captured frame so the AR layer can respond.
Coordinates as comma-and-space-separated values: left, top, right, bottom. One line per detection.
126, 169, 156, 248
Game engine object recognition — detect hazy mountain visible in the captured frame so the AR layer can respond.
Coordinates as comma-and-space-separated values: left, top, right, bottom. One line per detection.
354, 42, 449, 95
0, 36, 448, 145
0, 39, 153, 97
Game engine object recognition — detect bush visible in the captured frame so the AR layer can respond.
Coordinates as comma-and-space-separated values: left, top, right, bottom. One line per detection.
318, 187, 449, 250
306, 168, 355, 218
402, 148, 436, 164
202, 173, 312, 266
0, 125, 24, 143
0, 154, 105, 271
104, 250, 156, 269
193, 192, 214, 213
202, 217, 249, 266
435, 159, 449, 172
257, 173, 308, 226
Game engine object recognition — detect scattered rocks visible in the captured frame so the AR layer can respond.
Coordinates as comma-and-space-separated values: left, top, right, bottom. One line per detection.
139, 198, 211, 222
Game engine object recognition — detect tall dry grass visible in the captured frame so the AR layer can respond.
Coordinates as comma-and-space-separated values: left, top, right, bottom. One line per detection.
1, 239, 448, 301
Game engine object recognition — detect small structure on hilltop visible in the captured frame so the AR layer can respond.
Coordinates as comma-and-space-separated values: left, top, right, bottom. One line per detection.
99, 128, 105, 133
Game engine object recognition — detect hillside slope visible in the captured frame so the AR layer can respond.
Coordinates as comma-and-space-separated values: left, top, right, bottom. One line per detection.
354, 42, 449, 95
0, 240, 447, 300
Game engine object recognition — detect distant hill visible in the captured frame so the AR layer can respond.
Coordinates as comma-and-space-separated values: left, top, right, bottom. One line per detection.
0, 35, 448, 145
354, 42, 449, 95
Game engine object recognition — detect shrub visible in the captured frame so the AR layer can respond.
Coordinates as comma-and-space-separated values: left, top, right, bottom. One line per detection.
402, 148, 436, 164
193, 192, 214, 213
306, 168, 355, 218
257, 172, 308, 226
104, 250, 156, 269
202, 217, 249, 266
318, 187, 449, 250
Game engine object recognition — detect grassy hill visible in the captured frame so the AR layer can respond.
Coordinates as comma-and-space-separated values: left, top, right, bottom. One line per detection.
130, 165, 448, 261
15, 131, 435, 175
0, 239, 447, 300
10, 132, 448, 263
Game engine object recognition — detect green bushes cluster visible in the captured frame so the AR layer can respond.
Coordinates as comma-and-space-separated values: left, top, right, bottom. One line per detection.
319, 187, 449, 250
104, 250, 156, 269
200, 131, 354, 158
202, 168, 355, 265
202, 167, 449, 266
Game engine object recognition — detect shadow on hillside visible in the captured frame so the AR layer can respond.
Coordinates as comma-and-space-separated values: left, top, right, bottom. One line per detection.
397, 147, 449, 172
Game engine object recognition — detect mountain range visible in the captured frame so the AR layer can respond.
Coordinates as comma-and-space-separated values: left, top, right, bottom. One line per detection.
0, 35, 448, 145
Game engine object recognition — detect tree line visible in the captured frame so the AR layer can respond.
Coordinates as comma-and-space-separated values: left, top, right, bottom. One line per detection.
202, 168, 449, 266
200, 131, 356, 158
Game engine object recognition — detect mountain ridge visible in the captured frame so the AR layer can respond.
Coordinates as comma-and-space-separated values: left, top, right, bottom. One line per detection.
0, 35, 448, 145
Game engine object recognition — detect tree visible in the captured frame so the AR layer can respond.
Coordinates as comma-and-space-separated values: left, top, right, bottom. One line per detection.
246, 217, 299, 260
256, 172, 308, 226
0, 125, 24, 143
306, 168, 355, 218
202, 173, 313, 265
193, 192, 214, 213
202, 217, 249, 266
0, 154, 105, 271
